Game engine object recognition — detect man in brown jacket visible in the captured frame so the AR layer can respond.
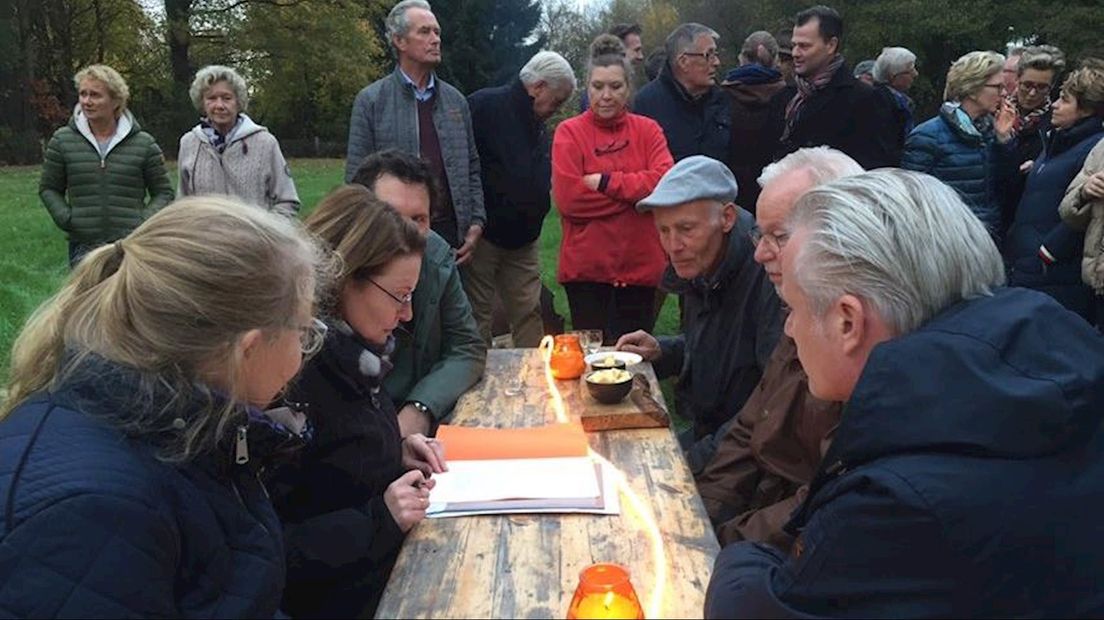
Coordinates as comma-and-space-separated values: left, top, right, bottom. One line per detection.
695, 146, 862, 550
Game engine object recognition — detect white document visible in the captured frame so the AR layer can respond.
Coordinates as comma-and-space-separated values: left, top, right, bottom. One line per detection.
428, 456, 600, 504
427, 461, 621, 518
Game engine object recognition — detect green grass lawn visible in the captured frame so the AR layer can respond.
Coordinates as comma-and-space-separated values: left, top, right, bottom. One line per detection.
0, 159, 681, 379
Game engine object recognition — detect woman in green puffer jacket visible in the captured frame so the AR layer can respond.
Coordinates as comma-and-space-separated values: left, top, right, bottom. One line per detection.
39, 64, 174, 267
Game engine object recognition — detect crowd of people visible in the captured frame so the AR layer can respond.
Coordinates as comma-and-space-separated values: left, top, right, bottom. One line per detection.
3, 0, 1104, 617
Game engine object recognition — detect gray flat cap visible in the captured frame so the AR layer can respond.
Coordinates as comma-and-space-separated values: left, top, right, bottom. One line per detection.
636, 155, 738, 211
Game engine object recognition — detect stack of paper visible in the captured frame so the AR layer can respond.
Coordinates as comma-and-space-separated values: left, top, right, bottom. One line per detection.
426, 423, 621, 518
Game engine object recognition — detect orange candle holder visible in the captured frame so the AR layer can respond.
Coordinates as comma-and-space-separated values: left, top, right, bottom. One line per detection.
549, 333, 586, 380
566, 563, 645, 619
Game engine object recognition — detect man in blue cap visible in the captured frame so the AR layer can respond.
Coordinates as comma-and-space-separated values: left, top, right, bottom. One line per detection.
617, 155, 782, 471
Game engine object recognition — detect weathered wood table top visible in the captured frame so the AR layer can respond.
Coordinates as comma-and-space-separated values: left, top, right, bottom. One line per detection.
375, 348, 721, 619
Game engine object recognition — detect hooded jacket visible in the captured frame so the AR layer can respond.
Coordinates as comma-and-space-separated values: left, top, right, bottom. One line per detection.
0, 356, 297, 617
722, 64, 787, 211
1005, 116, 1103, 321
177, 113, 300, 216
655, 209, 783, 469
39, 106, 174, 243
902, 102, 1016, 241
705, 287, 1104, 618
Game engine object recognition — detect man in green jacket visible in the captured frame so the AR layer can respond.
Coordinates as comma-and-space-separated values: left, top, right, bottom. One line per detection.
40, 64, 173, 266
353, 150, 486, 436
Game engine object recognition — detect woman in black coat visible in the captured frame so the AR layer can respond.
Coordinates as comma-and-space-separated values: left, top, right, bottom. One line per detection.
267, 185, 446, 618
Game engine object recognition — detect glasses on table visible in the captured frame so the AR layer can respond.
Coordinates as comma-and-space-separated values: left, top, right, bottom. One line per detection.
368, 278, 414, 307
298, 318, 328, 357
748, 225, 791, 253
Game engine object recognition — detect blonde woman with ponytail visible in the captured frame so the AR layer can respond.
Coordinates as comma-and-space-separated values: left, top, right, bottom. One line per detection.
0, 196, 331, 617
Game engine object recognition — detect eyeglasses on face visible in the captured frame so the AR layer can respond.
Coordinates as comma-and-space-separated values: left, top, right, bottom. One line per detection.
981, 82, 1004, 92
748, 225, 791, 252
1019, 80, 1051, 94
682, 49, 721, 61
298, 318, 328, 356
368, 278, 414, 307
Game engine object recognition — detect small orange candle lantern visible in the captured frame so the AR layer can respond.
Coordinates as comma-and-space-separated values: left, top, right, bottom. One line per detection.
567, 563, 644, 620
549, 333, 586, 380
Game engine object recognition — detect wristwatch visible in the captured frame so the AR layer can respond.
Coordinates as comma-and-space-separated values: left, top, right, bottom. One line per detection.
406, 400, 433, 419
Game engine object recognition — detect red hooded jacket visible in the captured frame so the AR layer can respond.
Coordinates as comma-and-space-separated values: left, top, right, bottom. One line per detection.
551, 110, 673, 287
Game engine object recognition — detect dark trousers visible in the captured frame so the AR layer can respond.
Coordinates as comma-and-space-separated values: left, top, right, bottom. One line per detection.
564, 281, 657, 345
68, 241, 99, 268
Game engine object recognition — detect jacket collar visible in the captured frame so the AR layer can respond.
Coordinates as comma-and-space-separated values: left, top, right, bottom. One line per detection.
1045, 115, 1104, 157
72, 104, 136, 154
658, 61, 716, 104
307, 318, 395, 399
508, 78, 543, 135
194, 113, 266, 148
939, 101, 990, 144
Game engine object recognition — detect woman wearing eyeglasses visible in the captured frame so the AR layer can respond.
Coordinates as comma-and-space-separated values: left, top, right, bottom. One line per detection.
902, 50, 1017, 245
0, 196, 329, 617
552, 34, 674, 344
266, 184, 446, 618
1007, 46, 1066, 168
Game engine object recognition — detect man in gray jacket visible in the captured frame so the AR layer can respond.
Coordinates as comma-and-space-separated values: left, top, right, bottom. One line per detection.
345, 0, 485, 263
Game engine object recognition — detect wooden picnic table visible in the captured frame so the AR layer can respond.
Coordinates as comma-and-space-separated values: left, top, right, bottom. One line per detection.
375, 348, 721, 619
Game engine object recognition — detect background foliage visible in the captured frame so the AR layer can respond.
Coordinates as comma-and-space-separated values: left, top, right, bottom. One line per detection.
2, 0, 1103, 164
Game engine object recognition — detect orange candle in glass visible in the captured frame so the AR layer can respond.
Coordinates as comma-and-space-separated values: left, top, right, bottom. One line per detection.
550, 333, 586, 380
567, 563, 644, 620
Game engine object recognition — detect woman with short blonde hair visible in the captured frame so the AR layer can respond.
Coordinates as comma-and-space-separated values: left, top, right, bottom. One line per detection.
178, 64, 300, 215
0, 196, 332, 616
40, 64, 174, 266
903, 51, 1016, 242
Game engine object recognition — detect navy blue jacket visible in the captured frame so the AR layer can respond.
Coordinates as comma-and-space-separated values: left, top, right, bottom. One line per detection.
705, 287, 1104, 618
468, 79, 552, 249
633, 63, 732, 165
903, 103, 1016, 241
1006, 116, 1103, 321
0, 360, 288, 618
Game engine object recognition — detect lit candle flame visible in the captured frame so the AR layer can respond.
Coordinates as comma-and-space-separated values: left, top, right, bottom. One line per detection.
539, 335, 668, 618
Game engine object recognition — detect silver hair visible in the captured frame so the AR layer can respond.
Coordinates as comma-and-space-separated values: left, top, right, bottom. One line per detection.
665, 23, 719, 60
386, 0, 432, 49
740, 31, 779, 68
519, 51, 577, 93
873, 47, 916, 83
787, 169, 1005, 336
757, 146, 864, 188
189, 65, 249, 112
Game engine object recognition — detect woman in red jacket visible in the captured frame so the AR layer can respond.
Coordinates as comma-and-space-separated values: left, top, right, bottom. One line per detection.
552, 34, 674, 343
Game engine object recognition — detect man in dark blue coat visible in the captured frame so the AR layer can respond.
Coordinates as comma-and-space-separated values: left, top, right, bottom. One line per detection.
706, 168, 1104, 618
465, 52, 574, 347
633, 22, 732, 166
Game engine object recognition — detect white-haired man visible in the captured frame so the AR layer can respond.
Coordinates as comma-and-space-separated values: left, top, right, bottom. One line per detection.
464, 51, 575, 346
705, 169, 1104, 617
695, 147, 861, 550
617, 155, 782, 472
345, 0, 485, 261
872, 46, 918, 158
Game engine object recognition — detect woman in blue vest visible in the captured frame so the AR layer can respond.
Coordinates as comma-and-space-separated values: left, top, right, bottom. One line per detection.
1005, 63, 1104, 322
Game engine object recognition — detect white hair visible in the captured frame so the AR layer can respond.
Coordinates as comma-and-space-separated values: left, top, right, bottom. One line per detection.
519, 51, 577, 93
386, 0, 432, 49
665, 23, 719, 59
787, 169, 1005, 336
189, 65, 249, 112
758, 146, 864, 188
873, 47, 916, 83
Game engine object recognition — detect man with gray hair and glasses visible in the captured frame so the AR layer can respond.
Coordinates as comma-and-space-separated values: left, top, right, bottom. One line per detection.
695, 146, 860, 551
634, 23, 733, 165
345, 0, 485, 262
465, 51, 576, 346
705, 169, 1104, 618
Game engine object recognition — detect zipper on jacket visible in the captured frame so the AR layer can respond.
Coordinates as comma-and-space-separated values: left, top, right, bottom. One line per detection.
235, 425, 250, 465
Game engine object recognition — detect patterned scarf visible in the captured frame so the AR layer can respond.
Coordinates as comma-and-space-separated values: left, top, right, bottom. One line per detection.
783, 55, 845, 141
1007, 92, 1051, 138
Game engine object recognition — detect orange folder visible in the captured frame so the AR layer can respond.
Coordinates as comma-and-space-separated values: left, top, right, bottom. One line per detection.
436, 423, 590, 461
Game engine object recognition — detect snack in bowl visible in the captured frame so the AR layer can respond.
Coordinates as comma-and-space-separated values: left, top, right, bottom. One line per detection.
590, 354, 627, 371
584, 369, 633, 404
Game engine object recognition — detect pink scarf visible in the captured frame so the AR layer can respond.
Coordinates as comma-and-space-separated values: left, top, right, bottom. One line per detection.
782, 55, 845, 141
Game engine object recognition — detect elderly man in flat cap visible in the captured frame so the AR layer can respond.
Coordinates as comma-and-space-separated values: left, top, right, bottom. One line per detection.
617, 155, 782, 471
